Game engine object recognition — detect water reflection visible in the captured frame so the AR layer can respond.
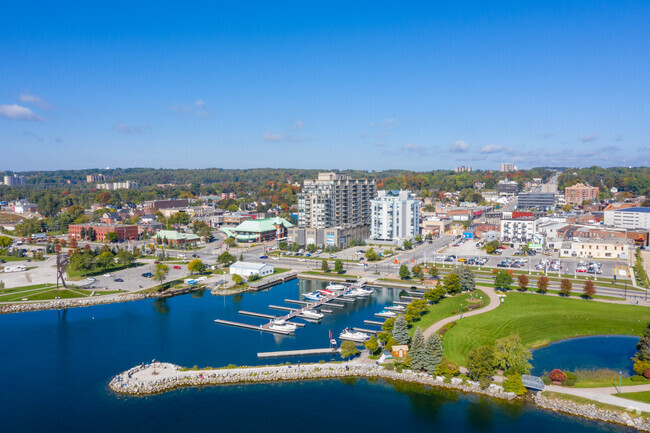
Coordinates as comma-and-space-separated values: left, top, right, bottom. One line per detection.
153, 298, 169, 314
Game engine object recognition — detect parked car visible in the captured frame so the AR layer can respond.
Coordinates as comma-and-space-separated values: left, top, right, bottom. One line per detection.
114, 278, 124, 282
173, 265, 181, 269
103, 273, 113, 277
260, 255, 268, 259
141, 272, 153, 278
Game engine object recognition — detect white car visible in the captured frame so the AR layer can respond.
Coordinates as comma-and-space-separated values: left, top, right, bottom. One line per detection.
299, 258, 306, 262
103, 273, 113, 277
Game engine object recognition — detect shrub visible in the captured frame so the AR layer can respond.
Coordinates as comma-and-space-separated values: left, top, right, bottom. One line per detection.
564, 371, 577, 387
436, 358, 460, 377
645, 368, 650, 379
541, 375, 551, 385
631, 374, 649, 382
503, 374, 527, 395
634, 360, 650, 376
549, 369, 567, 384
437, 321, 456, 336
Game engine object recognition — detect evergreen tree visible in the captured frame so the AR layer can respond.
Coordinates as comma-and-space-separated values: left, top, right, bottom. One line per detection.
458, 265, 475, 291
392, 315, 409, 345
409, 327, 426, 371
424, 334, 443, 375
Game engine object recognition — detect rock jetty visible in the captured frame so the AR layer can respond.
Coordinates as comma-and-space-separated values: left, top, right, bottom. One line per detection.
109, 361, 516, 401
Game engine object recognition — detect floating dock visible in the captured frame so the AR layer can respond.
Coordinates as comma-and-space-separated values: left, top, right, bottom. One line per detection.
257, 348, 339, 358
213, 319, 293, 335
238, 311, 306, 327
364, 320, 385, 326
352, 327, 379, 334
248, 272, 298, 290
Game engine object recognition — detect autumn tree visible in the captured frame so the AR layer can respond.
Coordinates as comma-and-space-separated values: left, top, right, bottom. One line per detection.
517, 274, 529, 292
560, 279, 572, 296
583, 280, 596, 299
537, 276, 549, 294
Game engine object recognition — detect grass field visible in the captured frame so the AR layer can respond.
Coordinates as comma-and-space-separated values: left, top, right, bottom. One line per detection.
303, 270, 360, 278
272, 268, 290, 274
442, 292, 649, 365
0, 285, 123, 302
619, 390, 650, 404
410, 289, 488, 335
475, 282, 623, 301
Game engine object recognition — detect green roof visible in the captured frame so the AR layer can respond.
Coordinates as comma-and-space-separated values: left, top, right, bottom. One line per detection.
153, 230, 200, 241
234, 217, 294, 233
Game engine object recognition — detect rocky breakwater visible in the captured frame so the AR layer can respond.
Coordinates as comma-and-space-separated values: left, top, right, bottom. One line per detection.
535, 392, 650, 432
108, 361, 516, 401
0, 286, 197, 315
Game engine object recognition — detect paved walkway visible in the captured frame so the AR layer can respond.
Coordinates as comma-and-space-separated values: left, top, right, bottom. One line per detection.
422, 287, 502, 338
546, 384, 650, 412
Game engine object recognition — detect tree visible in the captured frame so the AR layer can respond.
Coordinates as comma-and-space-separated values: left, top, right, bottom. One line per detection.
494, 270, 513, 290
560, 278, 572, 296
334, 260, 344, 274
517, 274, 529, 292
427, 264, 438, 278
402, 239, 412, 250
493, 334, 532, 375
458, 265, 475, 291
409, 327, 426, 371
340, 340, 359, 359
153, 263, 169, 286
217, 251, 235, 266
0, 236, 12, 248
414, 235, 422, 243
399, 264, 410, 280
188, 259, 205, 274
106, 232, 118, 243
486, 240, 500, 254
424, 334, 443, 374
321, 259, 329, 272
37, 193, 62, 218
537, 276, 549, 294
227, 204, 239, 212
278, 241, 288, 250
583, 280, 596, 299
364, 335, 379, 354
116, 250, 135, 266
224, 237, 237, 247
442, 272, 461, 294
466, 345, 496, 388
412, 264, 423, 279
503, 373, 527, 395
365, 248, 379, 261
69, 237, 78, 249
424, 287, 446, 303
232, 274, 244, 285
392, 315, 409, 345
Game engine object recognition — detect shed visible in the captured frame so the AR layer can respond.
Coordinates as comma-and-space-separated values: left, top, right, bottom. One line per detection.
229, 261, 274, 278
391, 345, 409, 359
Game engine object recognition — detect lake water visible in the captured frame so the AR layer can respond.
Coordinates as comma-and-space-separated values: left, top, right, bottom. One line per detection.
531, 335, 639, 376
0, 279, 637, 432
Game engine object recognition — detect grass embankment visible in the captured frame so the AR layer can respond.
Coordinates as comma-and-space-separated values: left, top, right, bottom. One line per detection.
0, 285, 123, 302
303, 271, 360, 278
273, 268, 290, 274
542, 391, 650, 417
475, 282, 622, 301
620, 391, 650, 404
410, 289, 488, 335
442, 292, 648, 365
0, 255, 40, 262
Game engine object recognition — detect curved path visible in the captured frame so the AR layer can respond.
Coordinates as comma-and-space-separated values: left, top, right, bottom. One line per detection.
422, 287, 502, 338
545, 384, 650, 412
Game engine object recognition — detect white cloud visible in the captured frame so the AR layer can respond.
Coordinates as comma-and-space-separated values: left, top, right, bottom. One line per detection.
293, 120, 303, 129
449, 140, 469, 152
402, 143, 428, 156
376, 132, 389, 139
194, 99, 206, 107
170, 100, 209, 118
19, 93, 52, 110
383, 118, 397, 127
0, 104, 44, 121
115, 123, 150, 134
580, 134, 600, 143
262, 132, 287, 142
479, 144, 507, 154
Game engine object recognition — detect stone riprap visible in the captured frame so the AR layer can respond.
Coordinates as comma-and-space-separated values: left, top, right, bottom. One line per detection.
109, 361, 515, 401
535, 392, 650, 432
0, 286, 197, 315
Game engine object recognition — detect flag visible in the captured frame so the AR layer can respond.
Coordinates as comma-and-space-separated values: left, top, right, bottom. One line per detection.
329, 330, 332, 340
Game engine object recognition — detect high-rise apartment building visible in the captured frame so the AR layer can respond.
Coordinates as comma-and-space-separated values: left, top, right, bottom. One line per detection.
297, 172, 375, 229
500, 163, 517, 172
3, 175, 27, 186
96, 181, 139, 190
564, 183, 599, 205
455, 166, 472, 173
370, 190, 420, 241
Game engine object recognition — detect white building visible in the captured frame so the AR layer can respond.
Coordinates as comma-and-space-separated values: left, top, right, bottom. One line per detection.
96, 181, 139, 190
560, 240, 629, 260
229, 261, 274, 278
4, 175, 27, 186
500, 218, 536, 244
370, 190, 420, 242
604, 207, 650, 230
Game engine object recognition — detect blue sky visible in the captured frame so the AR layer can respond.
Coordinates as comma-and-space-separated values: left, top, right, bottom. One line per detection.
1, 1, 648, 171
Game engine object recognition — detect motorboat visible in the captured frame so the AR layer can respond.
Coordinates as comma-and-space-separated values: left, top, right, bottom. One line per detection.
269, 319, 297, 332
326, 283, 348, 291
302, 291, 322, 301
339, 328, 370, 342
319, 289, 333, 296
356, 287, 374, 296
386, 304, 405, 312
301, 309, 324, 320
376, 309, 397, 318
346, 288, 370, 298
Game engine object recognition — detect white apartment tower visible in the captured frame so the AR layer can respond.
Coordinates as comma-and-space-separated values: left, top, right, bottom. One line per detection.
297, 172, 376, 229
370, 190, 421, 241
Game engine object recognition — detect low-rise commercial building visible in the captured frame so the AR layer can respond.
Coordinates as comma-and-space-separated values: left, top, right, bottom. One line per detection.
68, 223, 139, 242
288, 224, 368, 249
152, 229, 200, 246
229, 261, 274, 278
604, 207, 650, 230
497, 180, 519, 196
560, 240, 629, 259
517, 193, 556, 210
143, 199, 189, 210
222, 216, 293, 243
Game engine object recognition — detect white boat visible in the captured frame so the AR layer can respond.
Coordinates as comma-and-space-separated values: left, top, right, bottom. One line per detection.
302, 291, 322, 301
357, 287, 374, 295
346, 288, 369, 298
386, 305, 405, 312
326, 282, 348, 291
376, 309, 397, 318
269, 319, 297, 332
301, 309, 324, 320
339, 328, 370, 342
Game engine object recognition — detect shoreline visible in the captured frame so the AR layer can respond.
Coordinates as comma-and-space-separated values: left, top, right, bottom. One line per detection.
109, 361, 650, 431
0, 286, 197, 315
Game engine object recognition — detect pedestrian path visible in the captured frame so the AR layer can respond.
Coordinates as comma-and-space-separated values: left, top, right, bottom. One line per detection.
545, 384, 650, 412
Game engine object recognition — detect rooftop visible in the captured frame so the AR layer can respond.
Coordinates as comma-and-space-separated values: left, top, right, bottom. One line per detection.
230, 261, 273, 271
616, 207, 650, 213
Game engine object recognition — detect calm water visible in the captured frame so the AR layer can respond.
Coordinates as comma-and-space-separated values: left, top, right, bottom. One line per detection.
0, 279, 636, 432
531, 335, 639, 376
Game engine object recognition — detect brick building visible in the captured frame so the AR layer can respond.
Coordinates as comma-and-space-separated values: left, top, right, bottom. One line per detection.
564, 183, 599, 205
68, 224, 139, 242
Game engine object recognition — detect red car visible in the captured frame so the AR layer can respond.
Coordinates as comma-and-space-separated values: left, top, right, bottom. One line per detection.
173, 265, 181, 269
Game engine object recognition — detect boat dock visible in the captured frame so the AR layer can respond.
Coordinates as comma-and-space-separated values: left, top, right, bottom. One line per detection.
352, 327, 379, 334
257, 348, 339, 358
248, 272, 298, 290
364, 320, 385, 326
213, 319, 293, 335
238, 311, 306, 327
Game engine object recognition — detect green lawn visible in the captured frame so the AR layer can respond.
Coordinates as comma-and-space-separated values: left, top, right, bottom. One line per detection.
410, 289, 488, 335
475, 282, 623, 301
272, 267, 290, 274
0, 286, 123, 302
66, 262, 144, 280
619, 390, 650, 404
0, 255, 35, 262
442, 292, 649, 365
303, 271, 360, 278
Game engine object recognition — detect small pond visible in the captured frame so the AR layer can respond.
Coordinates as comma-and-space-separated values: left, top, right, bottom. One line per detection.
531, 335, 639, 376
